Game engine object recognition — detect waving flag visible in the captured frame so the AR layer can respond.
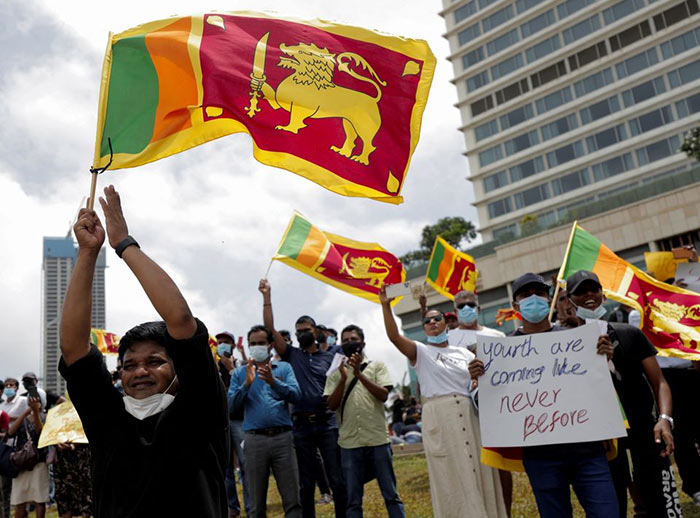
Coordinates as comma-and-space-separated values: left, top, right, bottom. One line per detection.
558, 223, 700, 359
425, 236, 478, 300
90, 328, 120, 355
273, 212, 404, 303
92, 13, 435, 203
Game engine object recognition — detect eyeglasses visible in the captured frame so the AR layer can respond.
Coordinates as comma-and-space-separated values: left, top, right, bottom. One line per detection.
456, 302, 477, 310
422, 315, 444, 325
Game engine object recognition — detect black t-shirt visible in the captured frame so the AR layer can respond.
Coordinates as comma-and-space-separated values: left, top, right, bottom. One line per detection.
511, 325, 604, 460
607, 322, 657, 429
59, 319, 229, 518
390, 399, 404, 424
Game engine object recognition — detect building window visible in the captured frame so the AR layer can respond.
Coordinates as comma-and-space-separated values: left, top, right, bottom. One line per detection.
603, 0, 646, 25
520, 9, 555, 38
505, 130, 540, 155
516, 0, 546, 14
636, 135, 682, 165
514, 183, 551, 209
660, 28, 700, 60
479, 144, 504, 167
484, 170, 509, 191
535, 86, 573, 114
585, 124, 627, 152
668, 59, 700, 89
509, 156, 545, 182
551, 168, 591, 195
580, 95, 621, 124
547, 140, 585, 168
462, 47, 485, 69
478, 0, 500, 9
467, 70, 491, 92
488, 198, 513, 218
458, 23, 482, 46
487, 29, 520, 56
609, 21, 651, 52
616, 49, 659, 81
531, 60, 568, 89
526, 35, 562, 64
491, 53, 524, 80
482, 4, 515, 32
557, 0, 596, 20
629, 105, 674, 136
568, 42, 608, 71
675, 92, 700, 118
455, 2, 477, 23
494, 224, 519, 239
495, 79, 530, 104
471, 95, 494, 117
500, 104, 535, 130
654, 0, 700, 31
592, 153, 634, 181
563, 14, 602, 45
574, 68, 614, 98
541, 114, 579, 141
621, 77, 666, 107
475, 119, 500, 141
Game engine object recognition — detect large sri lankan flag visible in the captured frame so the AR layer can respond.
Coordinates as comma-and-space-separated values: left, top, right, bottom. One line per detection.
425, 236, 478, 300
558, 223, 700, 360
92, 12, 436, 204
274, 212, 404, 304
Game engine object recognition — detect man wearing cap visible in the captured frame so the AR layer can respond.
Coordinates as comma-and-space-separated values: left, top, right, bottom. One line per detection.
58, 185, 228, 518
566, 270, 680, 517
470, 272, 619, 518
216, 332, 250, 518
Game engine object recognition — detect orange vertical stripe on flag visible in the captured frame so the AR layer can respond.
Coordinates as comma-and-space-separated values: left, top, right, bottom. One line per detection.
436, 249, 455, 286
593, 244, 629, 292
296, 226, 330, 269
145, 17, 198, 143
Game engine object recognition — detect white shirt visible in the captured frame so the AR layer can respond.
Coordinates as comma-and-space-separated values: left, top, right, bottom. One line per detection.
448, 326, 505, 351
0, 394, 29, 419
412, 341, 475, 398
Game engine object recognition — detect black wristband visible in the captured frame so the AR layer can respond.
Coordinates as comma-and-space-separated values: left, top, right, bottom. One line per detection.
115, 235, 140, 258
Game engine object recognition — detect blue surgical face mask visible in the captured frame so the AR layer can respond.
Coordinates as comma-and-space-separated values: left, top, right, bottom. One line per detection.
326, 336, 337, 347
249, 345, 270, 363
457, 304, 478, 324
217, 343, 232, 357
3, 388, 16, 399
518, 295, 550, 323
574, 303, 607, 320
426, 330, 448, 344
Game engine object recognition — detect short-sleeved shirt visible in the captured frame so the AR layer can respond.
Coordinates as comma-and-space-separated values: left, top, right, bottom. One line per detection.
280, 345, 337, 424
412, 341, 474, 399
0, 395, 28, 419
324, 359, 393, 449
59, 319, 229, 518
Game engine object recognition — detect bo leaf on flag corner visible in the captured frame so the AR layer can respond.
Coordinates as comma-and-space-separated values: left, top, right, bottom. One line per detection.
272, 211, 404, 304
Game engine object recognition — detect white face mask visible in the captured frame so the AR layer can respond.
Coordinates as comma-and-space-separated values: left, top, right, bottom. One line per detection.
123, 375, 177, 420
249, 345, 270, 363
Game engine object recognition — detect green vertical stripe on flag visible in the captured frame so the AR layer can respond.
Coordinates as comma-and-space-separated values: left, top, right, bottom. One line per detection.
427, 240, 445, 282
101, 36, 159, 157
277, 215, 312, 260
563, 227, 602, 278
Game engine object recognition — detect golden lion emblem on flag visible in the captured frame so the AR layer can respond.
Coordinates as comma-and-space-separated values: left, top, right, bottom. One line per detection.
247, 34, 386, 166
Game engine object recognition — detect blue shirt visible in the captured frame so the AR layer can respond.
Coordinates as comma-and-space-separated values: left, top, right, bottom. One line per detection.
228, 361, 300, 432
281, 346, 337, 422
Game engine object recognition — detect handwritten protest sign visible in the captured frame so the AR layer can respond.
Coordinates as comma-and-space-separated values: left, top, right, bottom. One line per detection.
476, 323, 626, 447
38, 400, 88, 448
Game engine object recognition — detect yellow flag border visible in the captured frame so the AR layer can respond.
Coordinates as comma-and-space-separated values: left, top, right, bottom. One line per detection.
424, 236, 477, 301
92, 12, 437, 204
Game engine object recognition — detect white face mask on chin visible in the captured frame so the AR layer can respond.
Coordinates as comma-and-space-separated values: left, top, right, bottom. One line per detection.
123, 375, 178, 420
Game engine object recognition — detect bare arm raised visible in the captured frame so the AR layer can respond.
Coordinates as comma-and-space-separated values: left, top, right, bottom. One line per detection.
99, 185, 197, 340
259, 279, 287, 356
379, 286, 417, 364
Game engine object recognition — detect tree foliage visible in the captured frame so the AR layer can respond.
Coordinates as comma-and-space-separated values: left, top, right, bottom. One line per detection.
400, 216, 477, 267
681, 126, 700, 161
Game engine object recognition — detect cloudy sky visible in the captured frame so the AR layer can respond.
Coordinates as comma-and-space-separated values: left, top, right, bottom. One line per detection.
0, 1, 479, 384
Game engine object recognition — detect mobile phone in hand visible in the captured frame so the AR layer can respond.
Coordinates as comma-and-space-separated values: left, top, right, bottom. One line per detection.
27, 385, 40, 400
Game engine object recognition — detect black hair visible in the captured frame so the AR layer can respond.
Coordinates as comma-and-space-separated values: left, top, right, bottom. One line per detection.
3, 377, 19, 386
341, 324, 364, 342
327, 328, 338, 337
423, 308, 445, 322
279, 329, 291, 339
295, 315, 316, 327
247, 325, 274, 343
118, 321, 169, 360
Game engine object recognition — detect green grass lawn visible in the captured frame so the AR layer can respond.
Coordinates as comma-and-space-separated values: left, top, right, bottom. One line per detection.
36, 452, 699, 517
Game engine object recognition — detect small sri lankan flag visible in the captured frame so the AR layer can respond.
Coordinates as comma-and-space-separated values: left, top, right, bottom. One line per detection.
425, 236, 478, 301
273, 212, 405, 304
90, 328, 120, 355
92, 12, 436, 204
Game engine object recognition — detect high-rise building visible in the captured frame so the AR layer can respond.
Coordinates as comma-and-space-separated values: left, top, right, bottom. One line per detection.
393, 0, 700, 341
42, 237, 106, 394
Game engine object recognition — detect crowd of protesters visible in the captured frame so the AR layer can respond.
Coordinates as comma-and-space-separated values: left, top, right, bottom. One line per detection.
1, 185, 699, 518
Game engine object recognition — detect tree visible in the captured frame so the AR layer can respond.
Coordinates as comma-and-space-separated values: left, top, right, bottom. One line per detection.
681, 126, 700, 161
400, 216, 477, 267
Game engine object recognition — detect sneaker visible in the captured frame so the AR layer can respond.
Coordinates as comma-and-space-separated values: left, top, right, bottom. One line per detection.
693, 491, 700, 506
318, 493, 332, 505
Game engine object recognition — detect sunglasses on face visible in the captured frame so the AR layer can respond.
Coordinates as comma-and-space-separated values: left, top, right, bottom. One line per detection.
423, 315, 444, 325
456, 302, 477, 309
